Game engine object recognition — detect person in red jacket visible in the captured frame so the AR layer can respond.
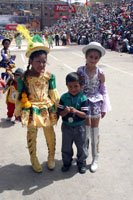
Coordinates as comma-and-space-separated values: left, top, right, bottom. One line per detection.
3, 68, 24, 123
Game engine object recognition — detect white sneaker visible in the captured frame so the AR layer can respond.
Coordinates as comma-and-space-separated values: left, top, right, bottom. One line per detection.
6, 117, 12, 121
90, 161, 98, 173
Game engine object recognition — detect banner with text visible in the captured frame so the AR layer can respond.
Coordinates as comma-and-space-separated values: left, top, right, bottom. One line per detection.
54, 5, 76, 13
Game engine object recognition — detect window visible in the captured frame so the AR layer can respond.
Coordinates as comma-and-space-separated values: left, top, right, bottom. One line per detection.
50, 13, 54, 17
1, 4, 5, 8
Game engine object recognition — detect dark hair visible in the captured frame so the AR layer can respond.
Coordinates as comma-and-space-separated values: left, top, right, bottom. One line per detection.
18, 60, 30, 101
86, 49, 101, 57
29, 50, 47, 60
2, 39, 11, 46
18, 50, 47, 115
66, 72, 81, 85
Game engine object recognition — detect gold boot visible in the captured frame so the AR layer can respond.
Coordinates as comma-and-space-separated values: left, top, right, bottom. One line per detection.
27, 126, 42, 173
30, 157, 42, 173
43, 126, 56, 170
48, 155, 55, 170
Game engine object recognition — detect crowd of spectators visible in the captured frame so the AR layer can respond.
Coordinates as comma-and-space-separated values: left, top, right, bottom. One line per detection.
0, 0, 132, 53
47, 0, 133, 53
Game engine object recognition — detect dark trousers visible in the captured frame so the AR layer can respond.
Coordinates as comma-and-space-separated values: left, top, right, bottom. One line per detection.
61, 123, 87, 167
55, 39, 59, 46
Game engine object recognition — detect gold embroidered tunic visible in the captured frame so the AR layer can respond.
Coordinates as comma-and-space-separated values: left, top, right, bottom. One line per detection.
15, 71, 59, 127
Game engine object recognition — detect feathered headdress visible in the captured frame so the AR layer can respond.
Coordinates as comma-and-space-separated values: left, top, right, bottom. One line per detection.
16, 25, 50, 57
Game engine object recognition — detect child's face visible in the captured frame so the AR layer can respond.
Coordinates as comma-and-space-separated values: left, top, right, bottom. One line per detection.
86, 50, 101, 67
3, 41, 10, 49
67, 81, 81, 96
30, 54, 47, 74
14, 74, 20, 82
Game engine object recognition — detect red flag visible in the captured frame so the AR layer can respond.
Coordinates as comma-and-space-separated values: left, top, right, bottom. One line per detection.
68, 7, 71, 13
55, 13, 58, 19
85, 0, 88, 7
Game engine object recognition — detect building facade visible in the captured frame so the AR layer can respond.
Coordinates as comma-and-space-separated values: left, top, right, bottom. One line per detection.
0, 0, 76, 29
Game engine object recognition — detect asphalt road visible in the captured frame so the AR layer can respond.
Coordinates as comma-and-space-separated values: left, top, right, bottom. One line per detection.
0, 44, 133, 200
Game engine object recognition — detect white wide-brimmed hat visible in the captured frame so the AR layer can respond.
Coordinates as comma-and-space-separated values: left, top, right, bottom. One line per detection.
82, 42, 106, 57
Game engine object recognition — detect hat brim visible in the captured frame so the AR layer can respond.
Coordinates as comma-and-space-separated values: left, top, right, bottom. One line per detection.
82, 45, 106, 57
13, 73, 21, 75
13, 72, 23, 75
26, 46, 50, 57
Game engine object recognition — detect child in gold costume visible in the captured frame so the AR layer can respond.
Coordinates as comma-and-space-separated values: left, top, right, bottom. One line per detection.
15, 25, 59, 173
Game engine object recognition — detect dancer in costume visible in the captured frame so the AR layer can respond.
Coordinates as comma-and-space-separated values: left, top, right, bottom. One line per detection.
0, 39, 16, 80
3, 68, 24, 123
15, 33, 22, 49
58, 72, 89, 174
15, 25, 59, 173
48, 33, 54, 48
77, 42, 111, 173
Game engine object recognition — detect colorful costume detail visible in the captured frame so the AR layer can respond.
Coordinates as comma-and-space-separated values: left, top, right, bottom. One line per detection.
5, 79, 18, 119
0, 78, 5, 98
77, 66, 111, 116
15, 70, 59, 172
15, 35, 22, 49
0, 48, 16, 80
77, 66, 111, 171
15, 24, 57, 172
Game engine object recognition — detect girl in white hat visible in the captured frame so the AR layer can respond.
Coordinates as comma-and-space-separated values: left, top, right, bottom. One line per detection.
77, 42, 111, 172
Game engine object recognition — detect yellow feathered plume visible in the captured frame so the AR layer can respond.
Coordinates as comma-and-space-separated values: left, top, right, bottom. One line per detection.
16, 24, 33, 45
16, 24, 50, 57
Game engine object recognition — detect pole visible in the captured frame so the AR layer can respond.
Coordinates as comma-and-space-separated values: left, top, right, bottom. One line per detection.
40, 3, 43, 31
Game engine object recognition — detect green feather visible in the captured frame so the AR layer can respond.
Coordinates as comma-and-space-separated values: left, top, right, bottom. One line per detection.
32, 34, 44, 44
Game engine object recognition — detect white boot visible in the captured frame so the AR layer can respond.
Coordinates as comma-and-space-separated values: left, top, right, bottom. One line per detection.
91, 159, 98, 173
90, 127, 99, 173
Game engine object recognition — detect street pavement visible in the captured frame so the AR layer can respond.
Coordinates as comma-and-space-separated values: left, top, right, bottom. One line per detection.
0, 44, 133, 200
